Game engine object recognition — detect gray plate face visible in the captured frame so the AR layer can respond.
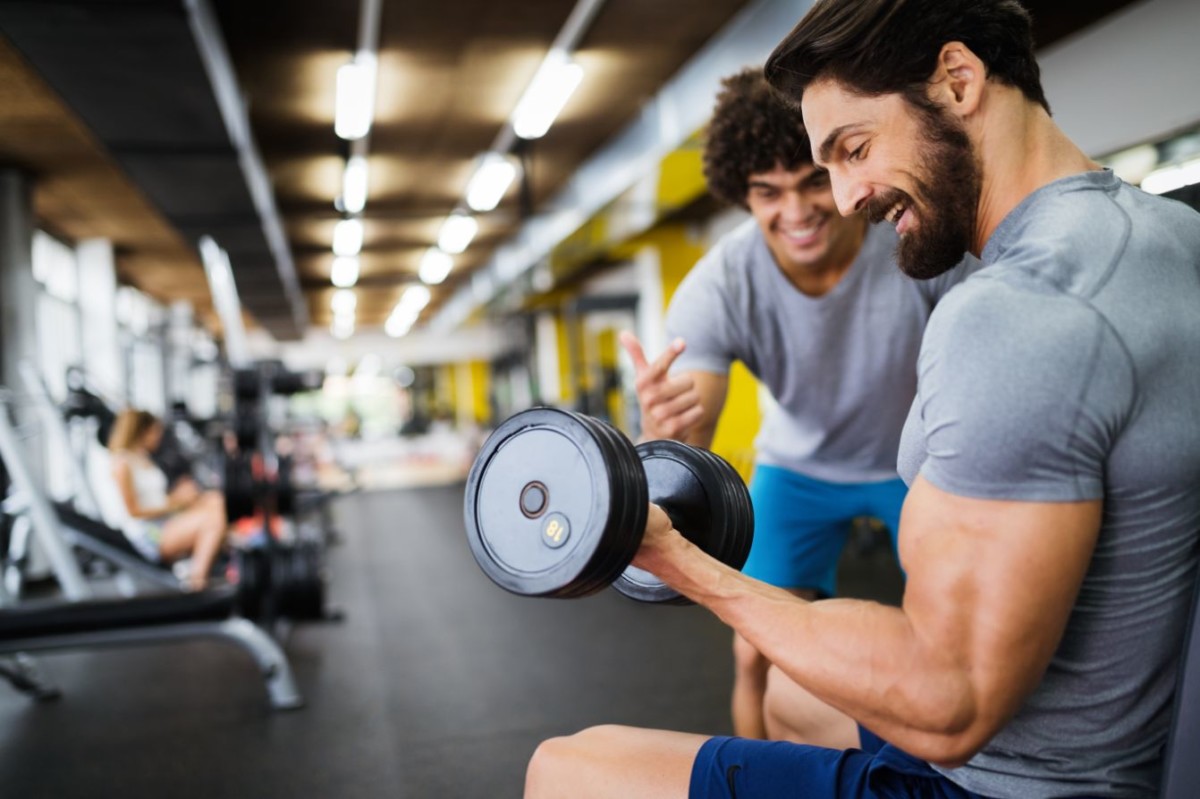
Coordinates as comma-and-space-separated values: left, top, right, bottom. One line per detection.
475, 427, 598, 577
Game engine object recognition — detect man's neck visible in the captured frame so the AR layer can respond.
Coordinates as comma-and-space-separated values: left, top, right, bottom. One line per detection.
972, 93, 1100, 255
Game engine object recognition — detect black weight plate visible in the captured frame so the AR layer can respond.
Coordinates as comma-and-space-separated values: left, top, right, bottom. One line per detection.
234, 413, 259, 450
568, 412, 647, 598
234, 548, 269, 620
233, 368, 261, 402
705, 450, 754, 570
691, 448, 740, 565
275, 543, 325, 620
718, 457, 752, 568
614, 440, 713, 604
550, 412, 619, 598
276, 455, 296, 517
224, 455, 257, 522
693, 447, 754, 571
465, 408, 618, 598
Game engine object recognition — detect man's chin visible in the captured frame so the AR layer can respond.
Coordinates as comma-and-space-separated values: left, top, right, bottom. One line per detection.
897, 244, 965, 280
784, 244, 829, 266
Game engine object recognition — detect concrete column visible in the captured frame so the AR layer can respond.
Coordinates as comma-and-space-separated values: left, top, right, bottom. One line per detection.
0, 169, 44, 488
0, 169, 52, 577
76, 238, 124, 397
166, 300, 194, 406
534, 312, 561, 404
0, 169, 38, 397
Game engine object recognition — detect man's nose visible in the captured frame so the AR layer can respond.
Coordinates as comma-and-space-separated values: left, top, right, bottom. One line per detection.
780, 189, 813, 220
831, 173, 871, 217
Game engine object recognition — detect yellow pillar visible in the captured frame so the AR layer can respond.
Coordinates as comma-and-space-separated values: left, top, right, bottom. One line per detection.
469, 360, 491, 425
629, 223, 762, 484
435, 363, 456, 422
556, 311, 574, 406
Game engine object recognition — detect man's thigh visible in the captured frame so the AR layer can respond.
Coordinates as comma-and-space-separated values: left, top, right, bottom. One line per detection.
690, 733, 986, 799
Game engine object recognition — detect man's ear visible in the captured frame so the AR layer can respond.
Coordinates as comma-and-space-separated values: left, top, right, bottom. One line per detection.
927, 42, 986, 119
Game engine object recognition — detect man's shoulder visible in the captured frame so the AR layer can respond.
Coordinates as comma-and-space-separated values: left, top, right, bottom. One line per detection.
925, 270, 1110, 374
709, 216, 766, 266
681, 217, 766, 292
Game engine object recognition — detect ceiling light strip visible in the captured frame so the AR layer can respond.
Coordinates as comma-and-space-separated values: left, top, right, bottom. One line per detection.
486, 0, 608, 158
423, 0, 606, 334
432, 0, 804, 332
186, 0, 308, 333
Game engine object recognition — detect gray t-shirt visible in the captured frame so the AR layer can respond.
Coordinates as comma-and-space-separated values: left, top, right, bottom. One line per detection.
897, 170, 1200, 798
666, 218, 974, 483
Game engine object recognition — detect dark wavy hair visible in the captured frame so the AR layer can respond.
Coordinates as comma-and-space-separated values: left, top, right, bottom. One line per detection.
765, 0, 1049, 112
703, 67, 813, 208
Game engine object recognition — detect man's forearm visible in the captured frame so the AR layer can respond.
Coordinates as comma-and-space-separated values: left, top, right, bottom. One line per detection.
640, 536, 980, 763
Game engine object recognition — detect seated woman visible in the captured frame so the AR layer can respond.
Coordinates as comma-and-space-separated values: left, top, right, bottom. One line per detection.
108, 408, 229, 590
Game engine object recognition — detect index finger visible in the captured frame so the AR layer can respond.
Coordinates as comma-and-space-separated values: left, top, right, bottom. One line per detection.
618, 331, 650, 373
645, 338, 687, 380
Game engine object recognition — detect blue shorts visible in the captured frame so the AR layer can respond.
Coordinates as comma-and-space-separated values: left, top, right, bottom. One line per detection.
742, 465, 906, 597
690, 726, 992, 799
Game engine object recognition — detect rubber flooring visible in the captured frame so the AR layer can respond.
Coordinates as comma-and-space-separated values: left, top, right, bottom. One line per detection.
0, 482, 902, 798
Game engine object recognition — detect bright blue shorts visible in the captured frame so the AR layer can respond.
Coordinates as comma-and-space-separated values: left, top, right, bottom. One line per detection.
741, 464, 906, 597
690, 726, 993, 799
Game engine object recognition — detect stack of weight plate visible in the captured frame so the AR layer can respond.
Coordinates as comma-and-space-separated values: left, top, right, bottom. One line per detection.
613, 440, 754, 605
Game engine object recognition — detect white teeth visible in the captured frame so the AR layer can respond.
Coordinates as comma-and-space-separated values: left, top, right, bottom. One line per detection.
887, 201, 905, 225
783, 226, 818, 238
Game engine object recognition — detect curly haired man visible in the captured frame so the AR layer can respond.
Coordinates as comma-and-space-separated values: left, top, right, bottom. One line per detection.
620, 67, 976, 742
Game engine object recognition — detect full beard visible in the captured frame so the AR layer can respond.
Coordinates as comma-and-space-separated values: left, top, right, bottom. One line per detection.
866, 97, 981, 280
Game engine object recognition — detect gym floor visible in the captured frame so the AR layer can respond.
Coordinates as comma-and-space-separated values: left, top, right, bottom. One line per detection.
0, 484, 903, 798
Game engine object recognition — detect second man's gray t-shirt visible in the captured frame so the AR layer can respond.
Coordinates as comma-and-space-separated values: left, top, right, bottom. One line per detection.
665, 217, 973, 484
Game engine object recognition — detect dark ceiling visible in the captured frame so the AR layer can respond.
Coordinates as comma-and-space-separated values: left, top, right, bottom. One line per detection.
210, 0, 756, 328
0, 0, 1143, 337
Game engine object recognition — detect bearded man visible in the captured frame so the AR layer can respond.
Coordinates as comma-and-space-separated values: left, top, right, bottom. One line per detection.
523, 1, 1200, 797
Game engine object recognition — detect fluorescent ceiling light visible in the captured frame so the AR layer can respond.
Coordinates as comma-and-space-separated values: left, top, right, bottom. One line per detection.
418, 248, 453, 285
465, 152, 519, 212
385, 312, 414, 338
341, 155, 369, 214
331, 288, 357, 315
1141, 156, 1200, 195
437, 213, 478, 254
390, 306, 420, 326
512, 49, 584, 140
333, 217, 364, 257
335, 55, 376, 141
331, 256, 360, 288
331, 316, 355, 339
398, 284, 432, 315
386, 295, 424, 337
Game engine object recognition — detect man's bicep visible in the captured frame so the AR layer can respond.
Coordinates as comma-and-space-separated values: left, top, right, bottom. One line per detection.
683, 370, 728, 449
899, 476, 1102, 742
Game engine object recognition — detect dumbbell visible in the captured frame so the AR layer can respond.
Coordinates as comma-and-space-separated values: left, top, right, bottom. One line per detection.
463, 408, 754, 604
232, 542, 328, 621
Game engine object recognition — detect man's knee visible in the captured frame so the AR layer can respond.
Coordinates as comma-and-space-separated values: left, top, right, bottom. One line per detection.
526, 726, 626, 798
526, 734, 570, 797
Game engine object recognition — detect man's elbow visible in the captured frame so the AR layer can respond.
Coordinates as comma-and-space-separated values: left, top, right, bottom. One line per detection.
903, 717, 999, 769
894, 692, 998, 768
918, 733, 988, 769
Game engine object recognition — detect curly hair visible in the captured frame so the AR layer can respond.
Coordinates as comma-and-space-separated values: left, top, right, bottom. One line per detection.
703, 67, 813, 208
